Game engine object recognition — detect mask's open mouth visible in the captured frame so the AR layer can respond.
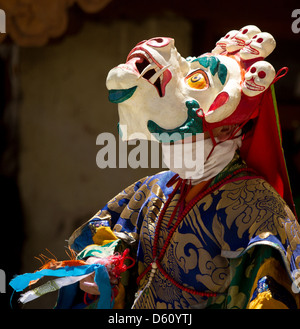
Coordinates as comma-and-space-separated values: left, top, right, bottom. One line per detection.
230, 38, 245, 48
245, 77, 265, 91
126, 49, 171, 97
216, 42, 226, 50
243, 45, 260, 55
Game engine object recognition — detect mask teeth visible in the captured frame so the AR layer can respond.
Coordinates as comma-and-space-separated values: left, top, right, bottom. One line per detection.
137, 62, 157, 79
149, 64, 171, 84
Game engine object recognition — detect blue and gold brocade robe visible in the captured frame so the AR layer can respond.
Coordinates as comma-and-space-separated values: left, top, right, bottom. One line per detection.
58, 155, 300, 309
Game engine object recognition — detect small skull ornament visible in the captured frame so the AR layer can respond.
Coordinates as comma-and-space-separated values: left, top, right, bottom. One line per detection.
240, 32, 276, 60
226, 25, 261, 53
212, 30, 238, 54
242, 61, 275, 97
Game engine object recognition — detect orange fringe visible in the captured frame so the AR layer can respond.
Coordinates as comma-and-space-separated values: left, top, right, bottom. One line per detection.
34, 247, 86, 271
29, 247, 86, 286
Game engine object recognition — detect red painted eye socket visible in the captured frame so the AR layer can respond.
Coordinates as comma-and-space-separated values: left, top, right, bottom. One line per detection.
249, 67, 266, 79
258, 71, 266, 79
146, 38, 171, 47
257, 38, 264, 43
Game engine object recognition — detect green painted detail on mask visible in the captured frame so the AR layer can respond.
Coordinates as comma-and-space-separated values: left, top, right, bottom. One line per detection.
117, 122, 123, 138
217, 63, 228, 85
147, 100, 203, 143
208, 56, 219, 76
196, 56, 210, 68
108, 86, 137, 104
192, 56, 228, 85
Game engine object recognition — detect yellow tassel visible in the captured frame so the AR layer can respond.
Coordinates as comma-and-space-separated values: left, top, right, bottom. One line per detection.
92, 226, 118, 246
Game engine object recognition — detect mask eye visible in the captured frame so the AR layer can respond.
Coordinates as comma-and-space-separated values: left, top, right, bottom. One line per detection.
185, 70, 209, 90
